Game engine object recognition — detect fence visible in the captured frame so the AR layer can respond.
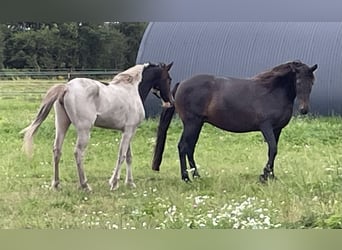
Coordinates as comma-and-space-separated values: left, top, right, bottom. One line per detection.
0, 69, 121, 80
0, 69, 122, 100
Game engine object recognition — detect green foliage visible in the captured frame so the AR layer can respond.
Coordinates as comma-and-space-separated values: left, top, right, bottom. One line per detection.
1, 22, 146, 70
0, 79, 342, 228
117, 22, 148, 67
0, 24, 5, 69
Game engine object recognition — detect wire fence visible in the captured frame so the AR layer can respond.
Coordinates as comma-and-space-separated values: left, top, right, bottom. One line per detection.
0, 69, 122, 100
0, 69, 121, 80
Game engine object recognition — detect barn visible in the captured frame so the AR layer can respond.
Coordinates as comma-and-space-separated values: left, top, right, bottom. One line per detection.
136, 22, 342, 116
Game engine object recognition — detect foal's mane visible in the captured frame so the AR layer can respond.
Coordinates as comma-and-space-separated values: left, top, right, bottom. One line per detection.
251, 62, 295, 85
111, 64, 145, 85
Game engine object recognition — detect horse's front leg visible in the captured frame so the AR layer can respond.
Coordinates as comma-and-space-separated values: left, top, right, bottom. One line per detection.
259, 124, 279, 182
177, 118, 203, 182
109, 128, 136, 190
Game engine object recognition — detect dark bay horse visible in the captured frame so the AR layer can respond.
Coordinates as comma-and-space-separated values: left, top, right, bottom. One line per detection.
152, 61, 318, 182
21, 62, 173, 191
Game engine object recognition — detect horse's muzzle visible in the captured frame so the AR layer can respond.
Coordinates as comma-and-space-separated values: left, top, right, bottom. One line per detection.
299, 106, 309, 115
162, 101, 173, 108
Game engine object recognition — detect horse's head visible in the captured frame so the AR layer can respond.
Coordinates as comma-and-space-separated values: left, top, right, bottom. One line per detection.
290, 61, 318, 114
148, 62, 174, 108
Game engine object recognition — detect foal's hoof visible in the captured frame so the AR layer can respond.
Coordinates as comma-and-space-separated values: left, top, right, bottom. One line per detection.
80, 183, 92, 192
125, 181, 137, 189
50, 181, 61, 191
50, 185, 61, 191
110, 183, 119, 191
109, 180, 119, 191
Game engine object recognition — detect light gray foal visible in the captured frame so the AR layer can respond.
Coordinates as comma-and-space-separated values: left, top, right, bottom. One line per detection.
21, 62, 173, 191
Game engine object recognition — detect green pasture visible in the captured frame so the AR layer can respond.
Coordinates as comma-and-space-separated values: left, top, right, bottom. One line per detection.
0, 80, 342, 229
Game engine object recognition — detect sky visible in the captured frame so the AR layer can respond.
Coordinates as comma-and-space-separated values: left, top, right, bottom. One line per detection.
1, 0, 341, 22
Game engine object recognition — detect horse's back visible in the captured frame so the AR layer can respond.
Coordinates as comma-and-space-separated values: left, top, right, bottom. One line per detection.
63, 78, 144, 130
175, 74, 216, 118
174, 74, 289, 132
175, 74, 254, 118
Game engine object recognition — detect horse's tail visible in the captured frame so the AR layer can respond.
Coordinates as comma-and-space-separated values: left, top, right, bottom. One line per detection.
152, 82, 180, 171
20, 84, 66, 157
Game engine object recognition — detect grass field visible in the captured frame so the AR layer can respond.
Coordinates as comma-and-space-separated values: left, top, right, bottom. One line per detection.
1, 80, 342, 229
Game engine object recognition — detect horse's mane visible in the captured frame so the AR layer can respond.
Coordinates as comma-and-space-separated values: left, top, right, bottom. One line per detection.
111, 64, 145, 85
251, 62, 295, 84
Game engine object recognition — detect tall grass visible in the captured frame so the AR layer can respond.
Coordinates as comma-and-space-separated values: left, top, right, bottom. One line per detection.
0, 80, 342, 229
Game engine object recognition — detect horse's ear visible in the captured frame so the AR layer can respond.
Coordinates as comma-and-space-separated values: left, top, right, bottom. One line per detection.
166, 62, 173, 71
289, 63, 298, 73
311, 64, 318, 72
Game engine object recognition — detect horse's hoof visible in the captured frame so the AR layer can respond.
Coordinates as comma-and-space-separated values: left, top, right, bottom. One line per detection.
50, 181, 60, 191
50, 185, 61, 191
182, 177, 191, 183
110, 184, 119, 191
80, 183, 92, 192
125, 181, 136, 188
193, 173, 201, 179
269, 174, 277, 181
152, 166, 160, 171
109, 180, 119, 191
259, 174, 268, 183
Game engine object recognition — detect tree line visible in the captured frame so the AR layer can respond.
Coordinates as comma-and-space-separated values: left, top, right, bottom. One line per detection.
0, 22, 148, 70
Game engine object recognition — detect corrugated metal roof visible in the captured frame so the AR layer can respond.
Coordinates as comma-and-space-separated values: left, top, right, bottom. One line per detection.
137, 22, 342, 116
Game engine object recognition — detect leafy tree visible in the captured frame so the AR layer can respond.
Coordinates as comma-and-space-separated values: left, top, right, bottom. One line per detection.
117, 22, 148, 67
53, 22, 80, 69
0, 25, 5, 69
1, 22, 148, 70
96, 23, 127, 69
77, 23, 128, 69
5, 26, 59, 70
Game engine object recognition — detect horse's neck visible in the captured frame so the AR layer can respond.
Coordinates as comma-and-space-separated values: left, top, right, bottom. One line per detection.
271, 75, 297, 102
138, 81, 153, 104
284, 80, 297, 102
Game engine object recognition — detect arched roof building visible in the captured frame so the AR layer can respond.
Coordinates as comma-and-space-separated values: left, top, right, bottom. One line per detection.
136, 22, 342, 116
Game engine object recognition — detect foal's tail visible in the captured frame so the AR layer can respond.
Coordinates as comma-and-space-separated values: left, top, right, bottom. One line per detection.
152, 82, 180, 171
20, 84, 66, 157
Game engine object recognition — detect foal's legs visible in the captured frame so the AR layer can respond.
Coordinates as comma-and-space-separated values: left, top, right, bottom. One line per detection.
51, 103, 71, 189
178, 118, 203, 182
109, 127, 136, 190
74, 127, 92, 191
63, 94, 96, 191
259, 123, 281, 182
125, 145, 136, 188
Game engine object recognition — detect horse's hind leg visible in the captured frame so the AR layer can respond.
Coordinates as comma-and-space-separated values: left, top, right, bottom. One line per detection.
186, 124, 203, 179
178, 118, 203, 181
74, 128, 92, 191
125, 144, 136, 188
51, 102, 71, 190
259, 124, 280, 182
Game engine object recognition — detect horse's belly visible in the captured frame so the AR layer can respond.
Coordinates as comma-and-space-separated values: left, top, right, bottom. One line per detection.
94, 116, 126, 130
207, 118, 259, 133
205, 106, 259, 132
94, 107, 145, 130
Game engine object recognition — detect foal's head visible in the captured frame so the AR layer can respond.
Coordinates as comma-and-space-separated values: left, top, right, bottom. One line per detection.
144, 62, 174, 108
290, 61, 318, 114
